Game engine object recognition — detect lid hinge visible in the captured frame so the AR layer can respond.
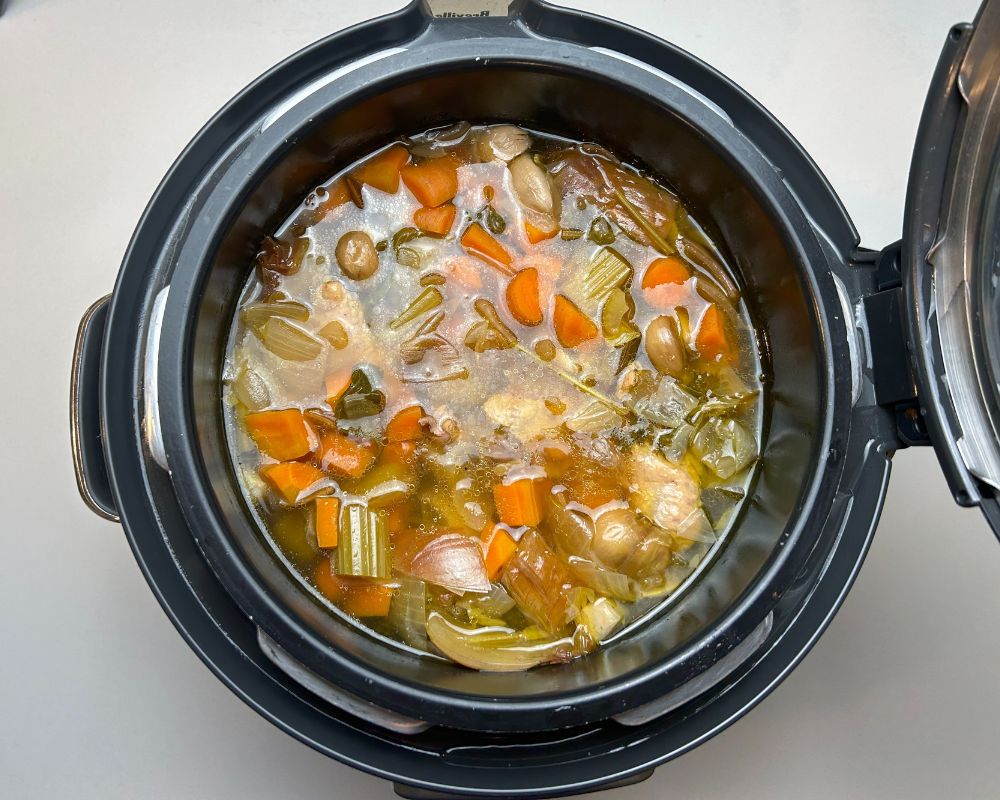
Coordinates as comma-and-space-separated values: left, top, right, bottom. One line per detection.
856, 240, 931, 448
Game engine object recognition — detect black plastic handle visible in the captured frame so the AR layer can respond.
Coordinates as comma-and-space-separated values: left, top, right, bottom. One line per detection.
71, 296, 119, 522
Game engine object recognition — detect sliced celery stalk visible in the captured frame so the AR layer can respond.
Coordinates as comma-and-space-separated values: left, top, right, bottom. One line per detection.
389, 287, 443, 330
335, 501, 390, 578
562, 246, 633, 317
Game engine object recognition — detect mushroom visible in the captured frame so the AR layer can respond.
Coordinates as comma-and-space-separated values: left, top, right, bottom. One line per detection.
335, 230, 379, 280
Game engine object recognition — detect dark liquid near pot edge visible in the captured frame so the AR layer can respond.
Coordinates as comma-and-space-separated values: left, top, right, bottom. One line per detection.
222, 124, 764, 671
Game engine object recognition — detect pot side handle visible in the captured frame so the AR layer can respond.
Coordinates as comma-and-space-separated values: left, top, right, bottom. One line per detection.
71, 295, 120, 522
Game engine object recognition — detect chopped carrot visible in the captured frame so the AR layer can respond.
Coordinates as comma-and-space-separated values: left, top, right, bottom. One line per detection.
386, 405, 425, 443
505, 268, 543, 327
493, 477, 549, 527
260, 462, 326, 505
325, 369, 353, 408
316, 179, 352, 218
315, 496, 340, 548
342, 582, 394, 617
386, 501, 411, 534
460, 222, 514, 275
552, 295, 598, 348
400, 158, 459, 207
313, 558, 345, 603
351, 144, 409, 194
525, 220, 558, 244
381, 440, 416, 469
413, 203, 457, 236
696, 304, 732, 361
319, 430, 377, 479
482, 525, 518, 581
642, 256, 690, 289
244, 409, 314, 461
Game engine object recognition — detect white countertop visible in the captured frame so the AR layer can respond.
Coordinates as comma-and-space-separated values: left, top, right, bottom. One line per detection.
2, 1, 999, 797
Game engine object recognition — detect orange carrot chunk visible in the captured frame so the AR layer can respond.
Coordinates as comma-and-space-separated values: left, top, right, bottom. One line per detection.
525, 220, 558, 244
493, 478, 548, 527
400, 158, 459, 207
342, 582, 394, 617
260, 462, 326, 505
413, 203, 457, 236
325, 369, 353, 409
696, 304, 732, 361
244, 409, 314, 461
313, 558, 345, 603
553, 295, 598, 348
315, 496, 340, 548
505, 267, 543, 327
482, 525, 518, 581
642, 256, 691, 289
385, 405, 425, 443
352, 144, 409, 194
316, 179, 352, 218
319, 431, 377, 479
461, 222, 514, 275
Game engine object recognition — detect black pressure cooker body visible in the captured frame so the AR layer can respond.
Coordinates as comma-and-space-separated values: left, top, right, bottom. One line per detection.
70, 1, 1000, 796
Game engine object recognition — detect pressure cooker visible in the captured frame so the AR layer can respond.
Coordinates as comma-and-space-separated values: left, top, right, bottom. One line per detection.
70, 0, 1000, 796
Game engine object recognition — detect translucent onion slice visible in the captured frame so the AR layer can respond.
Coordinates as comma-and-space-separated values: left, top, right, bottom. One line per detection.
566, 556, 641, 602
388, 576, 428, 650
240, 300, 310, 329
426, 612, 584, 672
259, 317, 323, 361
579, 597, 624, 643
393, 530, 491, 595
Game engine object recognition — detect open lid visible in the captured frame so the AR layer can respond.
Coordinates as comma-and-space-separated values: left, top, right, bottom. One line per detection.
904, 0, 1000, 536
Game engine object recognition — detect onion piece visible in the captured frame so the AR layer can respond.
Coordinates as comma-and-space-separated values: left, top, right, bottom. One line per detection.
393, 530, 491, 595
240, 300, 310, 330
590, 506, 647, 570
545, 491, 594, 557
500, 530, 577, 634
579, 597, 624, 643
231, 365, 270, 410
259, 317, 323, 361
691, 417, 757, 479
457, 583, 516, 622
388, 577, 428, 650
426, 613, 585, 672
566, 557, 640, 602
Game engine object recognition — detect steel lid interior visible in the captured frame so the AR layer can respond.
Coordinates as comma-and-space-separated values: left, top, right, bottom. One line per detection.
904, 0, 1000, 538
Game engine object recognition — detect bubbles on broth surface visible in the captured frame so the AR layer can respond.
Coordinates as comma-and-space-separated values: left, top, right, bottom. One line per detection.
222, 123, 765, 670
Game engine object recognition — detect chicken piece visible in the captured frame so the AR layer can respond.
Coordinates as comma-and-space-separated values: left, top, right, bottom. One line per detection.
628, 445, 700, 531
484, 392, 562, 443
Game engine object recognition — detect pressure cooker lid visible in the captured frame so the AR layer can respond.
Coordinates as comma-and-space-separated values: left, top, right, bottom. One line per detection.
904, 0, 1000, 536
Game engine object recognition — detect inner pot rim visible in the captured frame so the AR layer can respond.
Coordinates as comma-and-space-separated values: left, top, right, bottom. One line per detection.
153, 40, 846, 732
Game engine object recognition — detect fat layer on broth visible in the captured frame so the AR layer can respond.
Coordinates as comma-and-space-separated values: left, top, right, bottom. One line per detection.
222, 123, 763, 671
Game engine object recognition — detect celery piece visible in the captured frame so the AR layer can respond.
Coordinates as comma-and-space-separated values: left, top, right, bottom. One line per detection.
389, 287, 444, 331
335, 501, 390, 578
562, 246, 633, 317
600, 288, 640, 347
482, 204, 506, 235
587, 216, 616, 245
